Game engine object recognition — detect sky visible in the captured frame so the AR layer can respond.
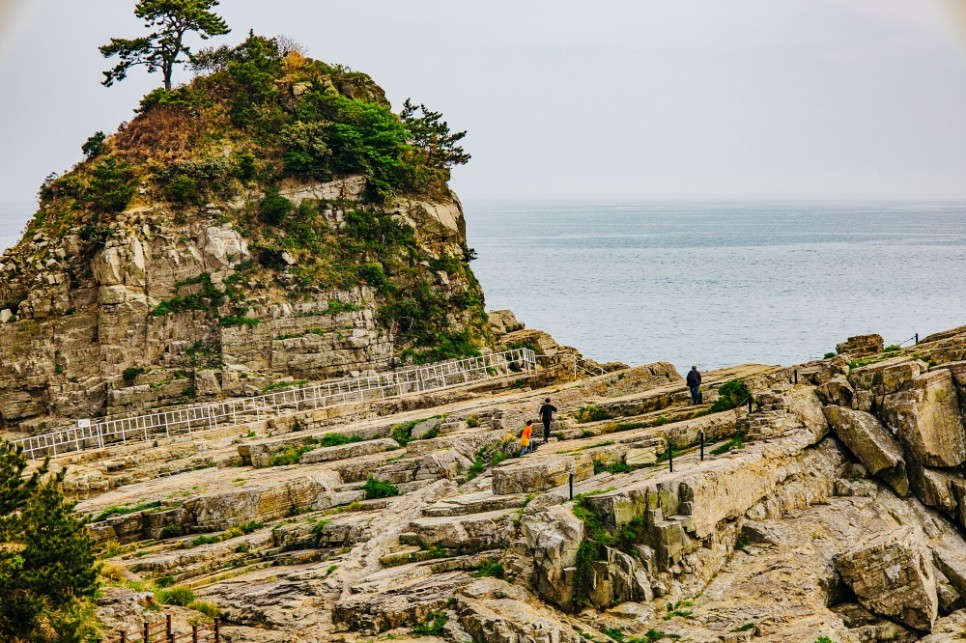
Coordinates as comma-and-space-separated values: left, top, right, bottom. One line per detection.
1, 0, 966, 208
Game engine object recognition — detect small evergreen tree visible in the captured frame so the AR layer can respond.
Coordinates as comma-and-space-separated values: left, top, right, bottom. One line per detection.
400, 98, 471, 171
0, 439, 99, 642
100, 0, 230, 90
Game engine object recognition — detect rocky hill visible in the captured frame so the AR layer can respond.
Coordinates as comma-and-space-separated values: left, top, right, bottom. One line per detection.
0, 35, 497, 430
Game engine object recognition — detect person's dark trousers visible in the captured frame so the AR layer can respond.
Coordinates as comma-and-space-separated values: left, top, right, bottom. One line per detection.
542, 420, 552, 441
689, 385, 699, 404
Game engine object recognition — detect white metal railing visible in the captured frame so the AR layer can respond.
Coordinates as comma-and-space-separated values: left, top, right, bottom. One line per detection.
14, 348, 536, 460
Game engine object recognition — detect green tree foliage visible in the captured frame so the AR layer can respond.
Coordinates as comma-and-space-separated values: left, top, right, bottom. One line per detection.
81, 131, 106, 160
86, 157, 138, 213
0, 439, 99, 642
100, 0, 230, 90
400, 98, 470, 171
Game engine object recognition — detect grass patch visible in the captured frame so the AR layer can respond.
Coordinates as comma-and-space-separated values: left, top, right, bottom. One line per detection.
318, 433, 363, 447
710, 380, 751, 412
576, 404, 614, 423
594, 461, 634, 475
156, 585, 196, 606
94, 500, 163, 522
412, 611, 448, 636
710, 431, 746, 456
363, 477, 399, 499
473, 560, 505, 579
663, 599, 694, 620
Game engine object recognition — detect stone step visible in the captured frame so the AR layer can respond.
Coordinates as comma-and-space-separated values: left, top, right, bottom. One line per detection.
491, 454, 594, 495
404, 509, 519, 553
378, 545, 453, 568
422, 490, 530, 517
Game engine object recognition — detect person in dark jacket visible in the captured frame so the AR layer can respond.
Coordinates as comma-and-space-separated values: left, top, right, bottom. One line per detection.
538, 398, 558, 442
686, 366, 702, 404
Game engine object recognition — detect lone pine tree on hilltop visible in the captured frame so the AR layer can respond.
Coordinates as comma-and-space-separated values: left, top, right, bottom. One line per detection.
100, 0, 230, 90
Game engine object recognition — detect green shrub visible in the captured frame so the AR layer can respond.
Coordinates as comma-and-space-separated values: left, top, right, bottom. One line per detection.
710, 380, 750, 413
319, 433, 363, 447
363, 477, 399, 499
884, 344, 901, 352
238, 521, 263, 534
576, 405, 613, 423
189, 535, 220, 547
412, 611, 448, 636
94, 500, 162, 522
473, 560, 505, 579
824, 352, 836, 359
156, 585, 196, 606
220, 314, 260, 328
259, 186, 294, 225
160, 524, 183, 538
86, 157, 138, 213
594, 461, 634, 475
815, 637, 837, 643
82, 131, 106, 159
155, 575, 175, 588
710, 432, 746, 456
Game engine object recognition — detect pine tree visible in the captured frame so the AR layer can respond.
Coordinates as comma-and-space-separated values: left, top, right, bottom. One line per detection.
0, 439, 99, 642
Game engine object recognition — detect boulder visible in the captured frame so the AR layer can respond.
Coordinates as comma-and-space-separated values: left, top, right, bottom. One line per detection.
487, 310, 525, 337
299, 438, 400, 464
848, 356, 923, 397
836, 333, 884, 357
492, 454, 593, 496
907, 460, 958, 512
815, 375, 854, 407
457, 578, 584, 643
823, 405, 908, 496
882, 370, 965, 468
522, 504, 584, 610
835, 525, 938, 631
587, 545, 653, 608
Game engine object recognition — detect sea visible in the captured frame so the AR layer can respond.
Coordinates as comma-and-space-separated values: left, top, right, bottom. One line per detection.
3, 199, 965, 376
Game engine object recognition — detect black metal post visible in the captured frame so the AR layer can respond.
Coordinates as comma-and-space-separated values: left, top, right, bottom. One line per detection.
144, 622, 150, 643
794, 369, 798, 384
915, 333, 919, 345
748, 396, 753, 413
167, 615, 173, 643
214, 619, 220, 643
569, 473, 574, 500
700, 430, 705, 461
668, 441, 673, 473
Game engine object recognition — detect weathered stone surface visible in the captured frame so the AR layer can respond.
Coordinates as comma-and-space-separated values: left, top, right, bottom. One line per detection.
492, 454, 593, 495
815, 375, 854, 407
837, 333, 884, 357
299, 437, 399, 464
587, 546, 653, 609
457, 578, 584, 643
333, 571, 466, 634
487, 309, 525, 337
907, 460, 958, 512
184, 470, 342, 530
823, 405, 908, 496
406, 509, 518, 553
848, 356, 923, 397
835, 525, 938, 631
411, 418, 440, 440
882, 369, 965, 468
522, 504, 585, 610
625, 447, 658, 467
423, 490, 530, 517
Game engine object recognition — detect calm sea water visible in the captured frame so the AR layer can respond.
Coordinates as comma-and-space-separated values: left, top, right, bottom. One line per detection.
3, 200, 964, 375
464, 200, 966, 375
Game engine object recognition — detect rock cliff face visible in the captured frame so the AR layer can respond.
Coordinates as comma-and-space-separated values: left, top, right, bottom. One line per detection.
0, 36, 490, 429
63, 326, 966, 643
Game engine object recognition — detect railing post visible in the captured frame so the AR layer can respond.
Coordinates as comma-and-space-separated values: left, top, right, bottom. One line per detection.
748, 396, 753, 414
699, 430, 705, 461
569, 473, 574, 500
167, 614, 173, 643
214, 618, 220, 642
668, 440, 673, 473
915, 333, 919, 345
120, 631, 127, 643
144, 620, 150, 642
192, 624, 198, 643
794, 368, 798, 384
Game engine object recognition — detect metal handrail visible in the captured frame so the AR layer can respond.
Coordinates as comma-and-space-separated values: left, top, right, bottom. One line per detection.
14, 348, 536, 460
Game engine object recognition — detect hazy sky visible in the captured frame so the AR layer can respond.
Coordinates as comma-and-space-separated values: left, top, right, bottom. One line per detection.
2, 0, 966, 206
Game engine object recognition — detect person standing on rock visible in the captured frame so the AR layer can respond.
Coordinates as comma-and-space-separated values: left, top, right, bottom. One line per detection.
687, 366, 702, 404
538, 398, 558, 442
520, 420, 534, 456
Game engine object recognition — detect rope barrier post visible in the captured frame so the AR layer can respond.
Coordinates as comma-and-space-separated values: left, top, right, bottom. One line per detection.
144, 621, 150, 643
700, 430, 705, 461
569, 473, 574, 500
120, 632, 126, 643
214, 618, 220, 643
167, 614, 174, 643
794, 368, 798, 384
748, 396, 753, 414
915, 333, 919, 345
192, 624, 198, 643
668, 440, 673, 473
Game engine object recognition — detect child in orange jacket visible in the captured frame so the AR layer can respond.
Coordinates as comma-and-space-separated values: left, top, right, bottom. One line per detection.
520, 420, 534, 456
